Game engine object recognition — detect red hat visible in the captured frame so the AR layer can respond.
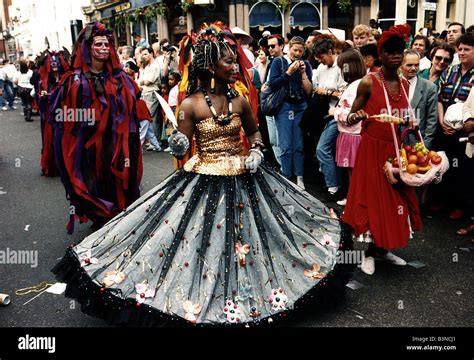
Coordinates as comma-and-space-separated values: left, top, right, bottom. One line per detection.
377, 24, 411, 55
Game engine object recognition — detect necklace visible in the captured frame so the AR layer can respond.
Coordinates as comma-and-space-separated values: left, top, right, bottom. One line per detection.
379, 70, 402, 102
201, 87, 237, 126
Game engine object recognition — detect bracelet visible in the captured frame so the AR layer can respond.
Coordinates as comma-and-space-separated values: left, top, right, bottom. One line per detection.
347, 113, 357, 125
250, 148, 264, 159
251, 140, 265, 150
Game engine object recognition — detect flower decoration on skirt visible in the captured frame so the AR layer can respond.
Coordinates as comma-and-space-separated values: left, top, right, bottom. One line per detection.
320, 234, 337, 248
79, 250, 99, 267
223, 300, 242, 323
135, 283, 156, 304
304, 264, 325, 280
234, 242, 250, 267
183, 300, 203, 323
268, 288, 288, 311
102, 271, 126, 288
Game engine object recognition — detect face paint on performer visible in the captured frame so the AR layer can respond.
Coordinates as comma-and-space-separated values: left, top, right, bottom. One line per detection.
91, 36, 110, 60
51, 55, 59, 72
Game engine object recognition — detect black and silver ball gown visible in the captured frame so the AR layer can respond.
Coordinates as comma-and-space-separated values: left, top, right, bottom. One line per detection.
52, 114, 353, 326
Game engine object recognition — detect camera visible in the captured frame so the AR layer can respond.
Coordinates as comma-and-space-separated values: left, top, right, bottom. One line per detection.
286, 91, 303, 103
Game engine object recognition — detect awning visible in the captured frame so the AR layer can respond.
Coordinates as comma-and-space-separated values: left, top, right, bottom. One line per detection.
249, 2, 282, 28
289, 3, 320, 28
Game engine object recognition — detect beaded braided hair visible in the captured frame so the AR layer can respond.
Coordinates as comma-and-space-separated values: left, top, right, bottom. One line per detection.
187, 30, 237, 96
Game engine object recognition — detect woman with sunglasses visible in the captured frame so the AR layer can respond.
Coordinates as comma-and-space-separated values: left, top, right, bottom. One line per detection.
419, 44, 455, 88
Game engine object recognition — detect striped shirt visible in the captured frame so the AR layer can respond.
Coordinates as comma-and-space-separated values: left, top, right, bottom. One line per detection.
438, 64, 474, 109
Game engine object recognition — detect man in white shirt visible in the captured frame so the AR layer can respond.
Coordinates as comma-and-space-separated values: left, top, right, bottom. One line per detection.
152, 40, 174, 78
312, 38, 346, 196
139, 47, 164, 151
401, 50, 438, 149
1, 60, 17, 110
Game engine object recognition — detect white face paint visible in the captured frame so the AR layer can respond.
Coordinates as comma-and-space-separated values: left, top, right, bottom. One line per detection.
91, 36, 110, 60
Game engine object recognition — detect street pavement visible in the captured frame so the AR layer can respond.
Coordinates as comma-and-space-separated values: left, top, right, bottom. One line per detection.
0, 104, 472, 328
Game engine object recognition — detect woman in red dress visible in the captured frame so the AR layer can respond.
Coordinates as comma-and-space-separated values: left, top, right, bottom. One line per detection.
343, 24, 422, 275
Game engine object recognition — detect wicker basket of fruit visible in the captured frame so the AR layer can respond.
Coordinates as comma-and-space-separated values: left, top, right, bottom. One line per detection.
383, 128, 449, 186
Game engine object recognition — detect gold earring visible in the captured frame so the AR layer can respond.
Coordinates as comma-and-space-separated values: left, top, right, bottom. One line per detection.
210, 76, 215, 94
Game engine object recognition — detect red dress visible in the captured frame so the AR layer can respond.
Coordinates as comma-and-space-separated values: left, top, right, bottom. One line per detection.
342, 73, 422, 250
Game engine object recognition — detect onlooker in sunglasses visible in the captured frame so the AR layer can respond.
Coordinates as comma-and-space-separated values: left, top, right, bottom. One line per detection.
419, 44, 455, 88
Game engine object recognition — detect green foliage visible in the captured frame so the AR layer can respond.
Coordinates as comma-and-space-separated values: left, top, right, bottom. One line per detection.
337, 0, 352, 13
156, 3, 169, 18
278, 0, 291, 12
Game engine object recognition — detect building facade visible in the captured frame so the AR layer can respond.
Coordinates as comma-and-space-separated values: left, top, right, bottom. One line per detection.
6, 0, 87, 60
82, 0, 474, 47
2, 0, 471, 61
371, 0, 474, 34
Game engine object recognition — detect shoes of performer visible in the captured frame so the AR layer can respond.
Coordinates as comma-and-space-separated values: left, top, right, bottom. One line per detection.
9, 106, 17, 110
163, 146, 171, 152
336, 198, 347, 206
296, 176, 305, 190
2, 106, 7, 111
328, 186, 339, 195
361, 255, 375, 275
376, 252, 407, 266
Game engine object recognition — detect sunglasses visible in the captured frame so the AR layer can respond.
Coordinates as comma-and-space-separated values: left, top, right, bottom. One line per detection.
434, 55, 451, 63
268, 44, 278, 49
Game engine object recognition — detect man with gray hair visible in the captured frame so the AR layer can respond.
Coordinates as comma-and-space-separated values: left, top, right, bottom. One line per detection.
401, 49, 438, 149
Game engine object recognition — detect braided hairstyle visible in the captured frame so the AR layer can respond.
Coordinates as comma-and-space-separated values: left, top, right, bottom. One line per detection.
187, 30, 237, 96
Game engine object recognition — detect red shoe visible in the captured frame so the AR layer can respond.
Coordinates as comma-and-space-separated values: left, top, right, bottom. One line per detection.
449, 209, 464, 220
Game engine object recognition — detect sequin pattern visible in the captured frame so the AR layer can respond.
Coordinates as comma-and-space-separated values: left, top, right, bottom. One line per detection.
184, 114, 248, 176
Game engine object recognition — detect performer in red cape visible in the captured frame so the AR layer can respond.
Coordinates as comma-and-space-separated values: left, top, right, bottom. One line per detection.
342, 24, 422, 275
37, 49, 71, 177
49, 22, 143, 233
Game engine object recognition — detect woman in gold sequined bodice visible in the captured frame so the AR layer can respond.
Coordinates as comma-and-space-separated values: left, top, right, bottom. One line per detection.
53, 27, 353, 327
176, 41, 264, 176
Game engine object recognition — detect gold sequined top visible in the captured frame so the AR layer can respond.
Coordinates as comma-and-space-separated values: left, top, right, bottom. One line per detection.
184, 114, 248, 176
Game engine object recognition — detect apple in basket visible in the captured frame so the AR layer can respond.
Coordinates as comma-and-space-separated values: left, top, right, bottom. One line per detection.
392, 157, 399, 168
430, 155, 442, 165
417, 155, 429, 167
404, 145, 416, 155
